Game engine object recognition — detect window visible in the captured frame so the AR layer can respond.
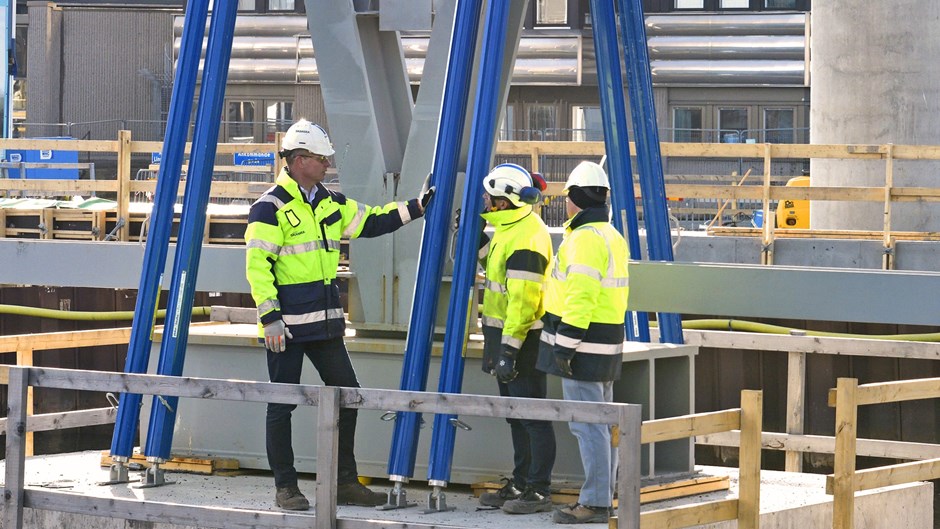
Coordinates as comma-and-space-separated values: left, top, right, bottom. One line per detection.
673, 107, 702, 142
763, 108, 794, 143
536, 0, 567, 25
765, 0, 798, 7
498, 104, 516, 141
718, 107, 748, 143
675, 0, 704, 9
265, 101, 293, 142
237, 0, 256, 11
721, 0, 749, 7
267, 0, 295, 11
526, 104, 557, 140
572, 106, 603, 142
227, 101, 256, 142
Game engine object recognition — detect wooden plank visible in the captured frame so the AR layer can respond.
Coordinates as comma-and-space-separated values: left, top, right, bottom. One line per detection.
637, 499, 738, 529
0, 180, 120, 193
3, 367, 28, 529
827, 377, 940, 406
0, 407, 116, 434
116, 130, 132, 241
0, 327, 132, 353
785, 351, 806, 472
640, 409, 740, 444
316, 387, 340, 529
737, 390, 762, 529
0, 138, 118, 152
638, 478, 730, 504
825, 457, 940, 494
99, 450, 238, 475
697, 431, 940, 461
831, 378, 858, 529
16, 347, 34, 456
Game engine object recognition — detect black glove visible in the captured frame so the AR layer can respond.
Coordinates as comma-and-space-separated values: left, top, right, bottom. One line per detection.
493, 352, 518, 383
419, 172, 436, 210
553, 351, 573, 377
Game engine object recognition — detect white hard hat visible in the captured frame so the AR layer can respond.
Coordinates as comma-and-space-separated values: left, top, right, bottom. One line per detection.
280, 119, 335, 157
484, 163, 542, 208
564, 161, 610, 191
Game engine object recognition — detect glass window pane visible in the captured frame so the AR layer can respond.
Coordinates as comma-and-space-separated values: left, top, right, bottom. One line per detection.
572, 106, 603, 142
536, 0, 567, 25
237, 0, 256, 11
227, 101, 255, 142
718, 107, 747, 143
268, 0, 294, 11
265, 101, 293, 142
673, 107, 702, 142
527, 104, 557, 141
764, 108, 794, 143
721, 0, 749, 7
675, 0, 704, 9
499, 104, 515, 141
765, 0, 797, 7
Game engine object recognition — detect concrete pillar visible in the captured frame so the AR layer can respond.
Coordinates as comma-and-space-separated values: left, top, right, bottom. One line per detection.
810, 2, 940, 231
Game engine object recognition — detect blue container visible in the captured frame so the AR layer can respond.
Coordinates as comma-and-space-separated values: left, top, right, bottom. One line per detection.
5, 137, 80, 179
752, 209, 764, 228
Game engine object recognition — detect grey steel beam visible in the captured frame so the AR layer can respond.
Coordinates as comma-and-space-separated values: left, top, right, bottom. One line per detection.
629, 260, 940, 326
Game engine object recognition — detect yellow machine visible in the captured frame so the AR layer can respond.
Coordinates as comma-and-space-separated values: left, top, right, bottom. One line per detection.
775, 175, 810, 229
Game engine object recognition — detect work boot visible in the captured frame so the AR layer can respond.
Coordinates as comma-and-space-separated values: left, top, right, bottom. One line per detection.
479, 478, 522, 507
275, 485, 310, 511
336, 481, 386, 507
552, 503, 610, 524
502, 487, 552, 514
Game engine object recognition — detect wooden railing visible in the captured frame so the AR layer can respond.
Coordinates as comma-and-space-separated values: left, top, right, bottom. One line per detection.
5, 132, 940, 255
826, 377, 940, 529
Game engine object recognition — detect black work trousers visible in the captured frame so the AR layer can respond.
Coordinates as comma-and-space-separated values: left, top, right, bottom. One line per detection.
498, 371, 556, 494
266, 336, 361, 488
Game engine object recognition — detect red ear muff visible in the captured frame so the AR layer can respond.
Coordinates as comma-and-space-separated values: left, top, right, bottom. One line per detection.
530, 172, 547, 192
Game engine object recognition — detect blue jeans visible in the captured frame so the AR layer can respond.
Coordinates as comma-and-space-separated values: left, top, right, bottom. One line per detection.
499, 371, 556, 494
561, 377, 617, 508
266, 336, 361, 487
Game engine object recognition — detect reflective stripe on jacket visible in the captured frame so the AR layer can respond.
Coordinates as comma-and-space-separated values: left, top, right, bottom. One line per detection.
536, 206, 629, 381
478, 205, 552, 374
245, 168, 422, 342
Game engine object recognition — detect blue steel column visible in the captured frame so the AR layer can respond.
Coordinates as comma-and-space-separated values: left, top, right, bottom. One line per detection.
616, 0, 683, 344
387, 0, 485, 482
588, 0, 649, 342
109, 0, 208, 461
427, 0, 507, 485
143, 0, 238, 461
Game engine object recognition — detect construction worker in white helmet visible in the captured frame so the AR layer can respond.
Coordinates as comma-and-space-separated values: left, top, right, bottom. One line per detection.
536, 161, 629, 524
475, 163, 557, 515
245, 119, 435, 510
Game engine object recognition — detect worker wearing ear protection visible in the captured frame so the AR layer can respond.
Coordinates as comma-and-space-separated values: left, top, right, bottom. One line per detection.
476, 163, 557, 515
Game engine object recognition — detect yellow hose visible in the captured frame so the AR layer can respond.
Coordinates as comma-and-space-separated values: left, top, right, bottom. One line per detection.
0, 304, 211, 322
676, 318, 940, 342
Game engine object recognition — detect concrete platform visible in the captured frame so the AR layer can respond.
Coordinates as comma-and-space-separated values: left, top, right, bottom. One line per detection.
0, 451, 931, 529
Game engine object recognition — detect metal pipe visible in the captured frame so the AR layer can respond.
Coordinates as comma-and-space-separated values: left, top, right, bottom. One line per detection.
427, 0, 509, 485
588, 0, 649, 342
617, 0, 683, 344
108, 0, 208, 463
386, 0, 484, 482
143, 0, 238, 462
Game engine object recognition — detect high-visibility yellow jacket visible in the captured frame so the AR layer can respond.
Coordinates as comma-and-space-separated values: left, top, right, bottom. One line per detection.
478, 205, 552, 374
245, 168, 422, 342
537, 207, 629, 381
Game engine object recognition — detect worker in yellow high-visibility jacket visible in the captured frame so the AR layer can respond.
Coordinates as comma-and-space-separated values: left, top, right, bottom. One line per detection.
537, 161, 629, 525
245, 119, 434, 511
475, 163, 556, 515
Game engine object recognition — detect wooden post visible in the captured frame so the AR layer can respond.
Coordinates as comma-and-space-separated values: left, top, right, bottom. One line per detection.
882, 144, 894, 270
116, 130, 132, 242
738, 390, 762, 529
15, 347, 35, 456
785, 351, 806, 472
760, 143, 774, 265
315, 386, 339, 529
532, 146, 541, 173
3, 366, 29, 529
274, 131, 286, 177
832, 378, 858, 529
615, 404, 642, 529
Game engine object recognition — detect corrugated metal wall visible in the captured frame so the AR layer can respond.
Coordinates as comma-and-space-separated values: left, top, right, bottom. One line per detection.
61, 8, 176, 141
